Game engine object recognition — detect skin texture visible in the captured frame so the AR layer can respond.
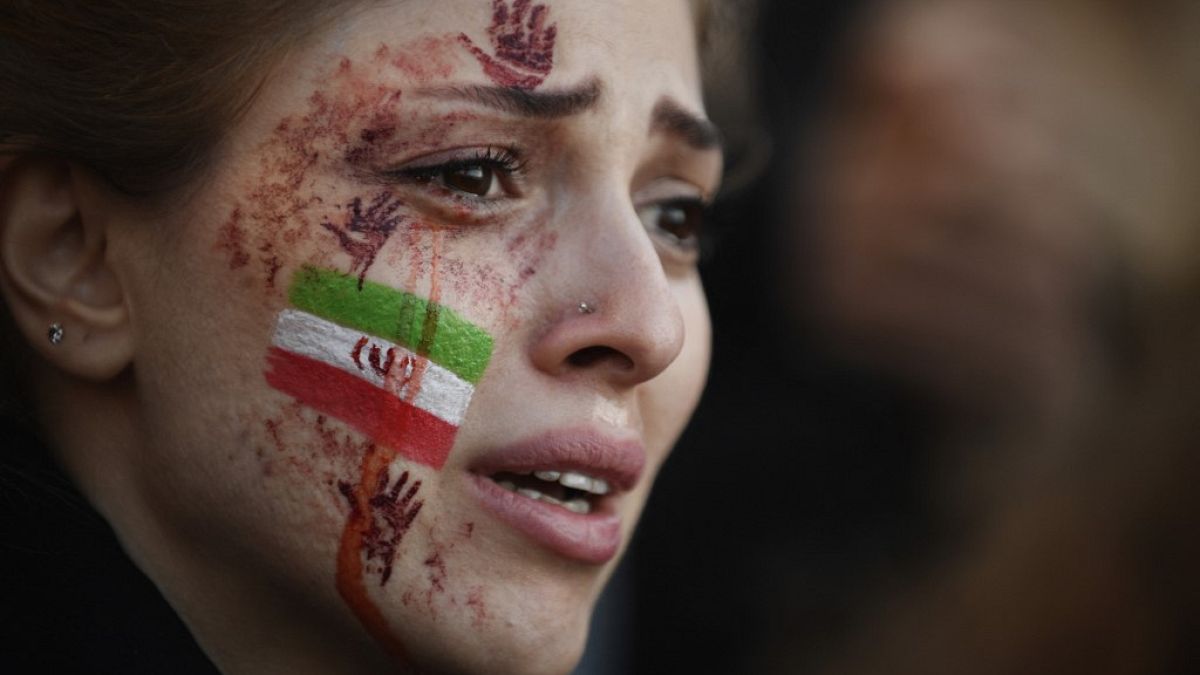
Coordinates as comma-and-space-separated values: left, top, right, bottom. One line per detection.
1, 1, 720, 673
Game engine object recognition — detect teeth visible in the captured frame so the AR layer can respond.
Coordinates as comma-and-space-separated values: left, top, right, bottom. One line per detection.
495, 477, 596, 513
528, 469, 611, 495
516, 486, 563, 506
559, 471, 610, 496
563, 499, 591, 514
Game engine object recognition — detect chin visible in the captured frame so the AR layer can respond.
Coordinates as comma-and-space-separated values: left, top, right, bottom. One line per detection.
400, 584, 596, 675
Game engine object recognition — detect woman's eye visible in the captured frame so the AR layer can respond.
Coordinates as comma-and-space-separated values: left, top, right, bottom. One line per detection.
399, 147, 523, 201
412, 163, 499, 197
437, 164, 496, 197
639, 198, 706, 252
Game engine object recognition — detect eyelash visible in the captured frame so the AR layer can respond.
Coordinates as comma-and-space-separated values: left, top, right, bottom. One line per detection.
388, 147, 525, 198
380, 147, 712, 261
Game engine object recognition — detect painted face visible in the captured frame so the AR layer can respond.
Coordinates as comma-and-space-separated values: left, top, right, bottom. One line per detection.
109, 0, 719, 672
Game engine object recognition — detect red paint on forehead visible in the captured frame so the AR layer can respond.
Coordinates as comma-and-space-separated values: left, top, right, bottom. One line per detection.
387, 35, 460, 82
459, 0, 558, 90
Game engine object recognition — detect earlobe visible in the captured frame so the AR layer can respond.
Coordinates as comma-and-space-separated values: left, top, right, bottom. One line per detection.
0, 156, 133, 380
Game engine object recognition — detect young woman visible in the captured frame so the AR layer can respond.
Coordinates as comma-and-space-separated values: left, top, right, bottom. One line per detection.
0, 1, 724, 672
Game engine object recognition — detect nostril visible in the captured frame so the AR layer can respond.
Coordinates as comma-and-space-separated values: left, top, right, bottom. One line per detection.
567, 345, 634, 371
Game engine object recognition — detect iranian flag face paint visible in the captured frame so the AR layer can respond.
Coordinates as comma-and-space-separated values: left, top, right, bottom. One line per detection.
265, 266, 493, 469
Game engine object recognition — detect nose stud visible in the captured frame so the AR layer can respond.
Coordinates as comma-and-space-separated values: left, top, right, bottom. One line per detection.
578, 302, 595, 315
48, 322, 64, 346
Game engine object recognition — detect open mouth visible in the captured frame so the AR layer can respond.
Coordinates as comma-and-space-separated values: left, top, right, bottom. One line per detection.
467, 429, 645, 563
488, 470, 610, 515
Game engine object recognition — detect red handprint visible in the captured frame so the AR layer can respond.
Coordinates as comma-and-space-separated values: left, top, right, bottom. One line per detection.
339, 469, 424, 586
459, 0, 558, 90
320, 192, 406, 289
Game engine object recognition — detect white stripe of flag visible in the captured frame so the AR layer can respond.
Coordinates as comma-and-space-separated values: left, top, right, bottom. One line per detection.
272, 309, 474, 426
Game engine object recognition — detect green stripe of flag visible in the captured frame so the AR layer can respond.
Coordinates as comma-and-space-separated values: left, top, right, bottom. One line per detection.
289, 266, 493, 384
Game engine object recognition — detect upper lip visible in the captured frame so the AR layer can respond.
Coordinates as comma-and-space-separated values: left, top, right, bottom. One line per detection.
468, 427, 645, 493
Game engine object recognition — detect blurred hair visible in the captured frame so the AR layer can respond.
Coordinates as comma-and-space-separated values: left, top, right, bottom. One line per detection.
0, 1, 357, 197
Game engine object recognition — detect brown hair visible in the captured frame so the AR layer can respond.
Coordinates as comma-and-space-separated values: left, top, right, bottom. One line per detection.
0, 1, 351, 196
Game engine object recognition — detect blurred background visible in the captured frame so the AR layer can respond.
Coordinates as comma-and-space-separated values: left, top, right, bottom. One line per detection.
580, 0, 1200, 672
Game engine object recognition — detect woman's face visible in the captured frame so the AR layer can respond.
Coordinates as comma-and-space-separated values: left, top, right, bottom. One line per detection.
98, 0, 718, 672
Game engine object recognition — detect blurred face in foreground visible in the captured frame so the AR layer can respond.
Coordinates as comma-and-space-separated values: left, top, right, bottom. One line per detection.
8, 1, 721, 672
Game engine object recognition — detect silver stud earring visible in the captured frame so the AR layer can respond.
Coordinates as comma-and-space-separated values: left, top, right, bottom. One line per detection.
48, 322, 64, 346
578, 302, 595, 315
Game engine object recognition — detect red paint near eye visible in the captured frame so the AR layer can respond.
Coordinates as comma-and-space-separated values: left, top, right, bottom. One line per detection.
321, 192, 408, 288
459, 0, 557, 90
216, 52, 420, 293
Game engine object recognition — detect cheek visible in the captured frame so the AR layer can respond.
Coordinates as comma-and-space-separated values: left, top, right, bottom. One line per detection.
431, 224, 560, 327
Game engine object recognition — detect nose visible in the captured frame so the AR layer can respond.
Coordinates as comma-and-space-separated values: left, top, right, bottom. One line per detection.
528, 195, 686, 389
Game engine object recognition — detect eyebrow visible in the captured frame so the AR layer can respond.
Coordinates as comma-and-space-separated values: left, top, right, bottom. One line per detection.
417, 78, 603, 119
651, 98, 723, 151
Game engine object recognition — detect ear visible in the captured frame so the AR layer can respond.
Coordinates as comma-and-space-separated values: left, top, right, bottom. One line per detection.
0, 155, 133, 380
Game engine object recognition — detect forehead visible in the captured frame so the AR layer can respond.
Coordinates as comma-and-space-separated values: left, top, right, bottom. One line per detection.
319, 0, 704, 105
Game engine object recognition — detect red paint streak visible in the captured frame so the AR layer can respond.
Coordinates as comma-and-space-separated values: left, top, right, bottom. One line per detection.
424, 551, 447, 595
265, 347, 458, 468
466, 587, 489, 628
321, 192, 407, 288
336, 444, 421, 662
455, 226, 557, 325
422, 547, 451, 614
344, 123, 398, 166
312, 413, 373, 465
387, 36, 459, 83
393, 230, 445, 410
264, 418, 286, 453
215, 208, 251, 269
416, 233, 444, 357
263, 251, 283, 290
459, 0, 557, 90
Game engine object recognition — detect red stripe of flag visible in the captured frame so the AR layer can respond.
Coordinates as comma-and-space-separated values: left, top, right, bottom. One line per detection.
265, 347, 457, 468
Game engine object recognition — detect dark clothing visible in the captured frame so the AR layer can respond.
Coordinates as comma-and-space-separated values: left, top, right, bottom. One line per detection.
1, 423, 217, 675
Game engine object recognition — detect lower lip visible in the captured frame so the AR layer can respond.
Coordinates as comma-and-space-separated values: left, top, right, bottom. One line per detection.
468, 474, 622, 564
